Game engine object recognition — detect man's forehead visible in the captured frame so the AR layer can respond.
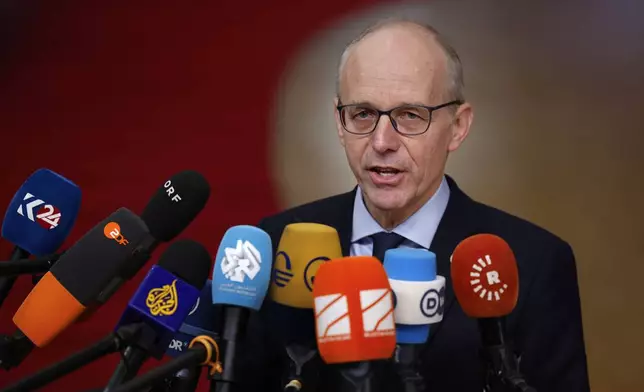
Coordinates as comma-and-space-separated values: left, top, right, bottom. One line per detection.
339, 26, 446, 104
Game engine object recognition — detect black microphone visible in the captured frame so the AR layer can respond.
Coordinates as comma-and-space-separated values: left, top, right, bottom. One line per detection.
2, 240, 211, 392
2, 207, 151, 371
0, 168, 81, 308
451, 234, 537, 392
102, 169, 211, 390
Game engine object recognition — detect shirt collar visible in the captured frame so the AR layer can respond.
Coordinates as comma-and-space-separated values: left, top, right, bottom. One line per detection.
351, 176, 450, 249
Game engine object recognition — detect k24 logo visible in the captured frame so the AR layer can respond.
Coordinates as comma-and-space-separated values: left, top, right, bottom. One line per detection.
17, 193, 61, 230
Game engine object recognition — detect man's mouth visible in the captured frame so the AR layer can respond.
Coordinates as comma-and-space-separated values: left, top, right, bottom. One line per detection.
368, 166, 403, 177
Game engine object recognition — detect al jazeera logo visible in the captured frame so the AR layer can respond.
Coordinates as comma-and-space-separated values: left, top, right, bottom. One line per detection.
146, 280, 179, 316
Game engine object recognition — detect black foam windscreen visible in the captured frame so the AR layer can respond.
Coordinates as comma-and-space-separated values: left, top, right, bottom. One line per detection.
50, 208, 151, 305
157, 239, 211, 289
141, 170, 210, 242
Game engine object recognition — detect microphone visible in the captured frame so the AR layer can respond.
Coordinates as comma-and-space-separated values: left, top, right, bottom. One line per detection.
451, 234, 535, 392
0, 207, 151, 370
267, 222, 342, 391
312, 256, 396, 392
2, 240, 211, 392
0, 168, 81, 307
103, 170, 211, 389
162, 280, 218, 392
383, 248, 446, 392
212, 225, 272, 392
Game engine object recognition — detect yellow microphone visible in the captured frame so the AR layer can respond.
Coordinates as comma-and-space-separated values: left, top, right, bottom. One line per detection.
269, 223, 342, 309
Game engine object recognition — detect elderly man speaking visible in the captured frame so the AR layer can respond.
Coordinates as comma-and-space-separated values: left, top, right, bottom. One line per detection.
243, 19, 590, 392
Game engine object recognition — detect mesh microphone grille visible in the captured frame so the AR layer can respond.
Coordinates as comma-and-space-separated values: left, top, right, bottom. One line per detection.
157, 239, 211, 289
141, 170, 210, 242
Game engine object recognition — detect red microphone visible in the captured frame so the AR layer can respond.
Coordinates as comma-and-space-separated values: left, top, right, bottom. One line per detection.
451, 234, 535, 392
313, 256, 396, 391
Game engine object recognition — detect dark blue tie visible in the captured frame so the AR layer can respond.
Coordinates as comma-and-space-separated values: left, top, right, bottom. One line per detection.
371, 232, 406, 263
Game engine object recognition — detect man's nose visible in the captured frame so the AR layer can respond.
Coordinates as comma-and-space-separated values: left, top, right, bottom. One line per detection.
371, 115, 401, 153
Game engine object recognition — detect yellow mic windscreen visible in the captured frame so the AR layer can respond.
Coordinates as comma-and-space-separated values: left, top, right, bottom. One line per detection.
269, 223, 342, 309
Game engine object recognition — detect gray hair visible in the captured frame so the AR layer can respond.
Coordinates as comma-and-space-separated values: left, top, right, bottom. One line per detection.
336, 18, 465, 102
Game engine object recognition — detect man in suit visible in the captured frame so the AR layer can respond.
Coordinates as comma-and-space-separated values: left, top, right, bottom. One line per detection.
242, 19, 589, 391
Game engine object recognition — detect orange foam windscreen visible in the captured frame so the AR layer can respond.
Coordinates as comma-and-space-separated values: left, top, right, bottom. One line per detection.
12, 271, 86, 347
312, 256, 396, 364
451, 234, 519, 318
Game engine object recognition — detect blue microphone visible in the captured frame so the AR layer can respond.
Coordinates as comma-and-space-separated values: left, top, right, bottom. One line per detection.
2, 168, 81, 256
383, 248, 446, 392
0, 168, 81, 307
103, 240, 212, 391
212, 225, 272, 390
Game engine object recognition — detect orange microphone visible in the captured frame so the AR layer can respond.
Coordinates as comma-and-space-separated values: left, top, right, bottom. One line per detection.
313, 256, 396, 391
451, 234, 535, 392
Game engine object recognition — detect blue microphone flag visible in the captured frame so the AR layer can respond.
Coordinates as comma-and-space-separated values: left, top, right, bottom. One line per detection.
166, 280, 219, 357
2, 168, 81, 256
383, 248, 440, 344
116, 265, 201, 358
212, 225, 272, 310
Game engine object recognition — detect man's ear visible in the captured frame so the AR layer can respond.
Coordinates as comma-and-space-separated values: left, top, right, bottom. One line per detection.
448, 102, 474, 152
334, 97, 346, 147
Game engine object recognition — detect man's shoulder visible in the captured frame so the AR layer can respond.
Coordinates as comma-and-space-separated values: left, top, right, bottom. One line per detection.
258, 190, 354, 233
470, 198, 571, 256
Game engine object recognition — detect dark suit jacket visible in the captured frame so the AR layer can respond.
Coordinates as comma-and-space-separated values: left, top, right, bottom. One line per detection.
238, 176, 590, 392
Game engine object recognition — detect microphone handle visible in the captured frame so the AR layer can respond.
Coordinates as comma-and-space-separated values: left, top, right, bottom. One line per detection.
0, 247, 30, 307
103, 345, 149, 391
1, 332, 121, 392
0, 254, 56, 277
109, 346, 207, 392
0, 330, 35, 370
164, 367, 202, 392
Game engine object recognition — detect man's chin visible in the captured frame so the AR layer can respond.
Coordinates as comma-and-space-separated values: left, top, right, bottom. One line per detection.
362, 186, 409, 212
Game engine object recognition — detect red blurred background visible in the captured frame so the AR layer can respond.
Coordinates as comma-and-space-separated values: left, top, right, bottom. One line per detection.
2, 1, 644, 391
0, 0, 377, 389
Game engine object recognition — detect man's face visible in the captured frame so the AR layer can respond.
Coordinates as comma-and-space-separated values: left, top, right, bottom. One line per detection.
335, 26, 472, 218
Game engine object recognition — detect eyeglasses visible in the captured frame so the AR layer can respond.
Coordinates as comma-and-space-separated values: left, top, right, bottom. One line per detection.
336, 100, 463, 136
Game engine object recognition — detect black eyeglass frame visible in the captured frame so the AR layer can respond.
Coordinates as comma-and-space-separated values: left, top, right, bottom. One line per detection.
336, 99, 464, 135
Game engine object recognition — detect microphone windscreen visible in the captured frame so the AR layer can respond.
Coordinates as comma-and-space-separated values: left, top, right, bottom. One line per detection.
12, 208, 149, 347
115, 239, 211, 358
157, 239, 211, 289
451, 234, 519, 318
313, 256, 396, 364
1, 168, 81, 255
269, 223, 342, 309
166, 280, 219, 357
212, 225, 272, 310
383, 248, 446, 344
141, 170, 210, 242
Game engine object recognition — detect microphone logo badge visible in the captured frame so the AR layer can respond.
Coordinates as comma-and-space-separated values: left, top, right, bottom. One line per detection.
272, 251, 294, 287
163, 180, 182, 202
359, 288, 395, 338
420, 286, 446, 317
16, 192, 62, 229
146, 279, 179, 316
220, 239, 262, 283
314, 293, 351, 342
469, 254, 509, 301
303, 256, 329, 291
103, 222, 130, 245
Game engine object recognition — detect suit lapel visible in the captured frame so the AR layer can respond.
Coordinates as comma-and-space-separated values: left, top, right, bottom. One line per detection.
425, 176, 479, 347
